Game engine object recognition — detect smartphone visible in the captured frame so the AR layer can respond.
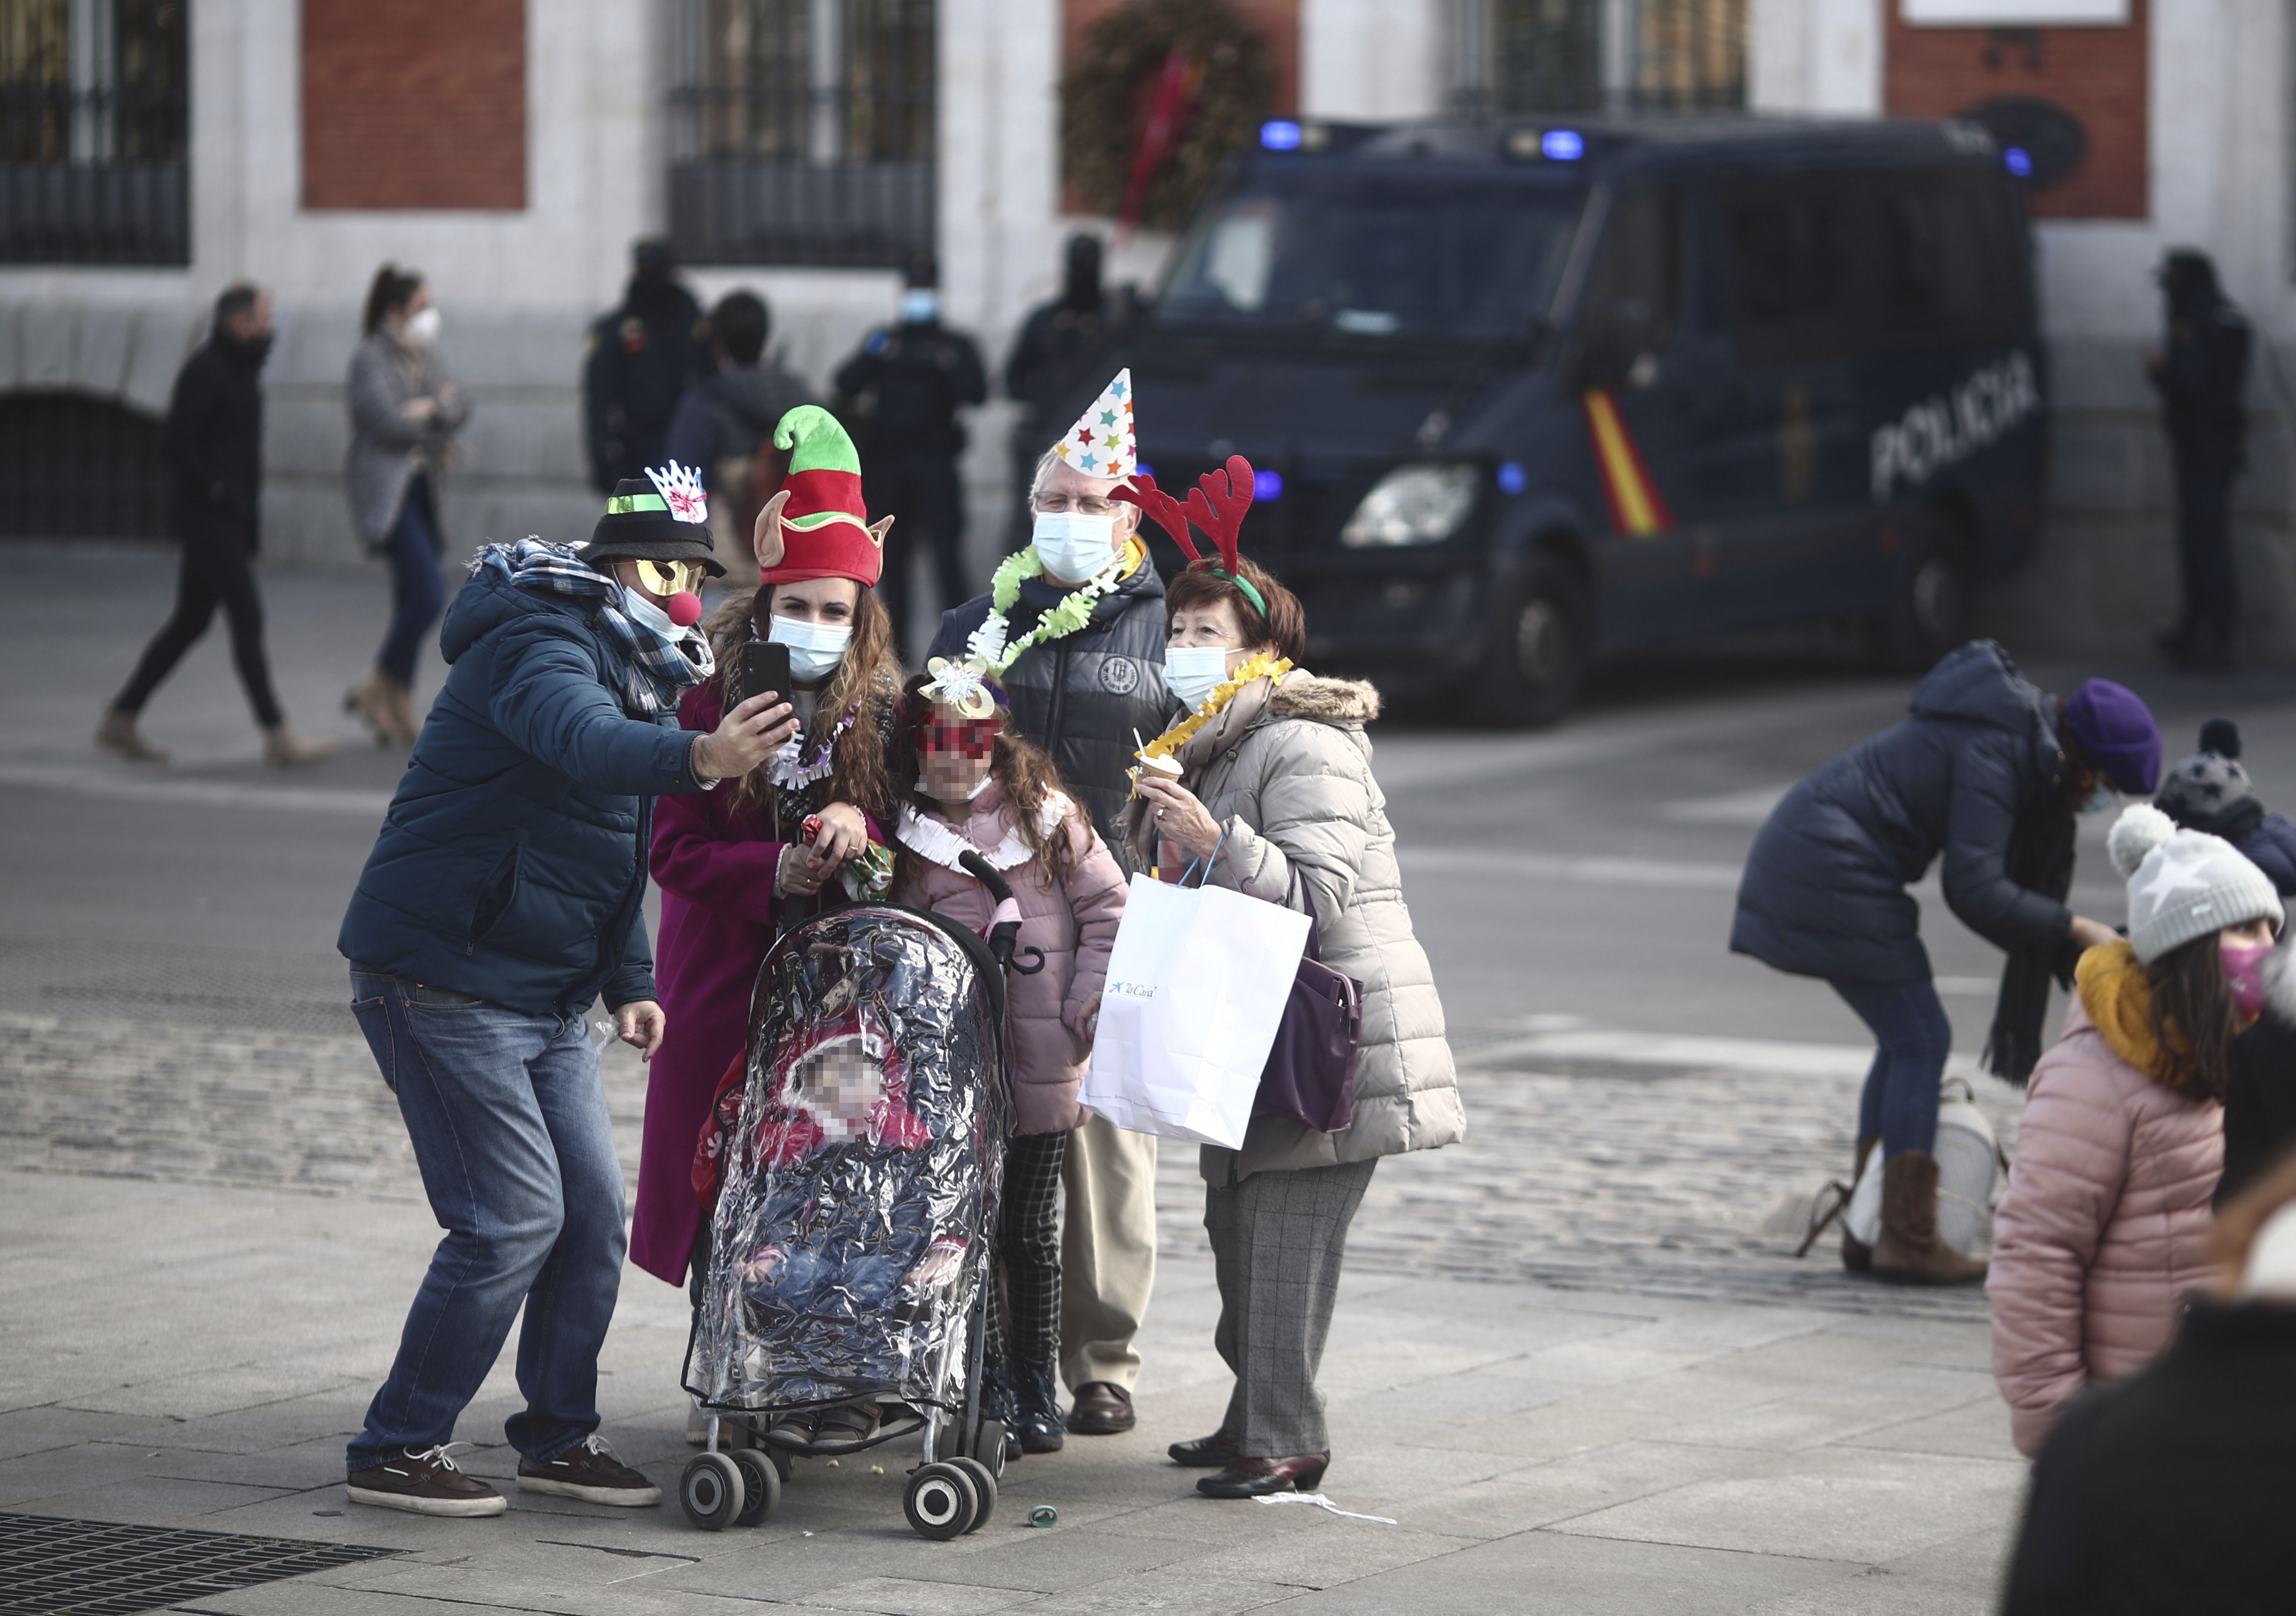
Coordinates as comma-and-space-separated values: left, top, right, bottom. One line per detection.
732, 639, 791, 712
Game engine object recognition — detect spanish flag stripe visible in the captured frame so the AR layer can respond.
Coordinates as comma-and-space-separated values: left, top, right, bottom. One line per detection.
1582, 388, 1674, 538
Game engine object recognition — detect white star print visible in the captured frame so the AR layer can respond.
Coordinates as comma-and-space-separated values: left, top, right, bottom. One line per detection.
2141, 853, 2217, 904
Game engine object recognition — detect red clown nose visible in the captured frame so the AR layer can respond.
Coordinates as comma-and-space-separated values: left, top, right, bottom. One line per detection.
665, 592, 704, 628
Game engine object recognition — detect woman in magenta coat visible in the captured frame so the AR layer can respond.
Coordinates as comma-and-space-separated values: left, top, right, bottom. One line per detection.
631, 408, 904, 1331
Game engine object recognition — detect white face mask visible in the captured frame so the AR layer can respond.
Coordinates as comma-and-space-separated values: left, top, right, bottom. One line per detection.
769, 614, 854, 683
621, 584, 676, 634
403, 305, 441, 347
1164, 645, 1233, 712
1032, 511, 1119, 583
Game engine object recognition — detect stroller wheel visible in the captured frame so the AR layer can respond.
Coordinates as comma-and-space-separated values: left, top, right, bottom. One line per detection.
904, 1462, 977, 1541
946, 1455, 997, 1533
730, 1448, 781, 1527
973, 1420, 1010, 1482
679, 1451, 744, 1531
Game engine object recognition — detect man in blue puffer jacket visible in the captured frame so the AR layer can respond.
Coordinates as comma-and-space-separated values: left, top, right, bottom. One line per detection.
336, 469, 793, 1517
1731, 641, 2160, 1285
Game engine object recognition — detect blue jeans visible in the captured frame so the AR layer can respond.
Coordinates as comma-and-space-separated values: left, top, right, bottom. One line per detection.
1832, 978, 1953, 1161
378, 476, 446, 689
346, 969, 626, 1472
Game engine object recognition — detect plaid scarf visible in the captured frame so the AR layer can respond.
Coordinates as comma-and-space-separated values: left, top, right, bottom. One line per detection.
473, 539, 715, 717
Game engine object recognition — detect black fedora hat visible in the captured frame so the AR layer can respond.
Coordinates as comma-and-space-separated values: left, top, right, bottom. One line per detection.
579, 464, 724, 576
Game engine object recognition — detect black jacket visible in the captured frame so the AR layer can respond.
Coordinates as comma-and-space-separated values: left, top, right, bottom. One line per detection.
2004, 1300, 2296, 1616
1731, 641, 2070, 985
583, 280, 710, 493
2153, 285, 2250, 466
662, 365, 811, 493
833, 320, 988, 457
165, 334, 265, 548
928, 557, 1171, 859
2219, 1008, 2296, 1206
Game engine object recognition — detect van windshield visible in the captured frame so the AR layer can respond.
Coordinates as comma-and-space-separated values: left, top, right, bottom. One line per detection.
1156, 176, 1584, 338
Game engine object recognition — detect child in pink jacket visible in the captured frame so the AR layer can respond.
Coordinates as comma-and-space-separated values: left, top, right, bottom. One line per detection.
1989, 804, 2280, 1456
889, 661, 1127, 1459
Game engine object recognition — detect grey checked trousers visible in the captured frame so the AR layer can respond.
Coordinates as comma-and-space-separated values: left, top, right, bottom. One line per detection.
1204, 1157, 1377, 1458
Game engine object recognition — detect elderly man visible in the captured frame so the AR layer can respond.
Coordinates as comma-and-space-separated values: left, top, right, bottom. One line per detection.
928, 369, 1168, 1450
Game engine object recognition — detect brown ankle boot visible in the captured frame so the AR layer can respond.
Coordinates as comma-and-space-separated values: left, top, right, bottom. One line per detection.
95, 707, 169, 763
263, 722, 338, 767
344, 669, 403, 746
1840, 1136, 1878, 1274
1872, 1150, 1987, 1285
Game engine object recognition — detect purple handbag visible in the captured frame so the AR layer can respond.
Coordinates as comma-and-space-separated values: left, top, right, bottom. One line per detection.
1253, 870, 1362, 1134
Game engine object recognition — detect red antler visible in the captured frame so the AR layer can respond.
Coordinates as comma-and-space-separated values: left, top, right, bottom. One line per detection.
1109, 474, 1201, 564
1183, 455, 1254, 573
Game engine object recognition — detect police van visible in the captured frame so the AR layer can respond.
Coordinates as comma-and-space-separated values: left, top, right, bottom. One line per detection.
1085, 115, 2045, 724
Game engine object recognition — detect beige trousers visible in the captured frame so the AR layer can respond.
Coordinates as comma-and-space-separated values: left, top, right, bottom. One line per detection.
1058, 1111, 1159, 1391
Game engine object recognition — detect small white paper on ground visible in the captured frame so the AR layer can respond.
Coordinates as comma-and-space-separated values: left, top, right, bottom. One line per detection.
1252, 1492, 1396, 1524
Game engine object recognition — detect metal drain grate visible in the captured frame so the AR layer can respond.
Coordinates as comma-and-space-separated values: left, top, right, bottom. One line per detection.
0, 1513, 398, 1616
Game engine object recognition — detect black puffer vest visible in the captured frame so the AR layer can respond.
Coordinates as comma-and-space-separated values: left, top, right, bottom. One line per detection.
929, 558, 1171, 865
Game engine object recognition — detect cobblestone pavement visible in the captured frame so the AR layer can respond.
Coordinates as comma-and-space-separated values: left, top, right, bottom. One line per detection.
3, 1010, 2012, 1320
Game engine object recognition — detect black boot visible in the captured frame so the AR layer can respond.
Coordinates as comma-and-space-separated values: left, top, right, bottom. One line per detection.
982, 1354, 1022, 1462
1012, 1358, 1066, 1454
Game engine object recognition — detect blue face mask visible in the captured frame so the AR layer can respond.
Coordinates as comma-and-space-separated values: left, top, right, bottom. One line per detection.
899, 289, 940, 324
2080, 780, 2117, 816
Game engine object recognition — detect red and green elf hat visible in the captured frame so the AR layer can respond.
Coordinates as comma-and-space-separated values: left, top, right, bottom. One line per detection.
759, 405, 884, 587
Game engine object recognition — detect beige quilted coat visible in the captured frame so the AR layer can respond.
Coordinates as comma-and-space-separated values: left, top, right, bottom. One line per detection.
1121, 670, 1465, 1185
1988, 989, 2224, 1458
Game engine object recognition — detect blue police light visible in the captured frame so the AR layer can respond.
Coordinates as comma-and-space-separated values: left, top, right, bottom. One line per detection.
1496, 461, 1528, 496
1135, 462, 1154, 480
1253, 469, 1284, 500
2004, 146, 2033, 178
1541, 129, 1585, 162
1260, 120, 1304, 152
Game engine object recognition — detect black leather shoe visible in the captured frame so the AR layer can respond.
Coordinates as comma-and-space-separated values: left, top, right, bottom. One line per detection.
1168, 1428, 1242, 1467
1012, 1358, 1066, 1453
1066, 1381, 1135, 1435
1197, 1453, 1330, 1498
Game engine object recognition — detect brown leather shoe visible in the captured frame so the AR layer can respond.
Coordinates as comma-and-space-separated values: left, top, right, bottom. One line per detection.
1197, 1452, 1329, 1498
1065, 1381, 1135, 1435
1872, 1150, 1987, 1286
516, 1434, 661, 1506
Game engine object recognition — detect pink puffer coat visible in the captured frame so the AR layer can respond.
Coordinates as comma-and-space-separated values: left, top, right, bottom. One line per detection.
1988, 990, 2224, 1458
890, 782, 1126, 1135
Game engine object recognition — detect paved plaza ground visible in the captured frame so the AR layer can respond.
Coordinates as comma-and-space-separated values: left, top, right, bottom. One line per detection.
9, 551, 2296, 1611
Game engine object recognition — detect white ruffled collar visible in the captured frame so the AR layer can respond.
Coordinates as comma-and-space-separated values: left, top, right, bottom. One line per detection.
896, 790, 1072, 873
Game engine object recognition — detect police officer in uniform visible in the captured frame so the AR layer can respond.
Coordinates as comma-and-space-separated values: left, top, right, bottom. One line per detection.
1002, 234, 1116, 553
582, 238, 711, 495
832, 255, 988, 656
2147, 249, 2252, 672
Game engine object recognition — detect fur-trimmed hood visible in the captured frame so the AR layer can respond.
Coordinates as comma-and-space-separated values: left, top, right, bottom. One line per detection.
1267, 672, 1380, 726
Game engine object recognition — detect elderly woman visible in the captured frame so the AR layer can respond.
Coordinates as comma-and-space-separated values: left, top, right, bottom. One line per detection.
1114, 473, 1464, 1498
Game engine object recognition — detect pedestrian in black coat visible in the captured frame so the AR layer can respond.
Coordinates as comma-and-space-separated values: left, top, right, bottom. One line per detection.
2147, 250, 2251, 672
98, 283, 333, 767
2005, 1152, 2296, 1616
1732, 641, 2158, 1282
1002, 235, 1118, 554
583, 238, 711, 494
833, 256, 988, 656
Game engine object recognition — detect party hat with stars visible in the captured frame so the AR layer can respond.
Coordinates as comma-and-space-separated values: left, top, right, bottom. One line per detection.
1052, 369, 1136, 480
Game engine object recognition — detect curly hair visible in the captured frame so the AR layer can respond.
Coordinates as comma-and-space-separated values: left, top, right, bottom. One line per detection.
891, 670, 1081, 883
701, 587, 904, 827
2146, 932, 2241, 1102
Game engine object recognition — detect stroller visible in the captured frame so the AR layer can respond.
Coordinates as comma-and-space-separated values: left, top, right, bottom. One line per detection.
679, 854, 1041, 1540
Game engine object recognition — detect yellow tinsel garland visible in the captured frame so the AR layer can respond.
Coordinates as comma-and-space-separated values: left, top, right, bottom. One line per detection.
1127, 654, 1293, 786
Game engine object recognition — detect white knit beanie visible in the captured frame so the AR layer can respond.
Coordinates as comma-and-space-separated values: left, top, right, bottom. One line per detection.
2108, 803, 2284, 963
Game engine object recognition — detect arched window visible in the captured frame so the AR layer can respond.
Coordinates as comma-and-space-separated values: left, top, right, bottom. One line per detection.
0, 392, 169, 537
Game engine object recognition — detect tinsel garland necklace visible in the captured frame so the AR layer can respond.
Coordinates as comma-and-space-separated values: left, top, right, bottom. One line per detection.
964, 546, 1127, 675
767, 704, 857, 791
1129, 652, 1293, 782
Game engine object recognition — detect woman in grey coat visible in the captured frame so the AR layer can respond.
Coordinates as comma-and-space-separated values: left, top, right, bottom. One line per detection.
1118, 546, 1464, 1499
344, 264, 470, 746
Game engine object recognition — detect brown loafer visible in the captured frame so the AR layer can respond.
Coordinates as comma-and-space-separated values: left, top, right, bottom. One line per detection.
1197, 1452, 1330, 1498
1065, 1381, 1135, 1435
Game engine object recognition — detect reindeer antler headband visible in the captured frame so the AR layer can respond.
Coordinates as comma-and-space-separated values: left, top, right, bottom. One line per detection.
1111, 455, 1268, 616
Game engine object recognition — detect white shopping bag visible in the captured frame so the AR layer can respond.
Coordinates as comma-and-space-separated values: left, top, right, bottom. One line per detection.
1081, 871, 1311, 1148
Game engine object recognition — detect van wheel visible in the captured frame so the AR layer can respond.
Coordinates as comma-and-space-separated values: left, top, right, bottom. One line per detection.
1471, 553, 1588, 728
1874, 517, 1973, 674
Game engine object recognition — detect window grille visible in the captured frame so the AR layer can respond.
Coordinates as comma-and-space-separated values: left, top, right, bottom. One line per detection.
1631, 0, 1744, 112
1452, 0, 1744, 116
0, 0, 188, 263
667, 0, 934, 268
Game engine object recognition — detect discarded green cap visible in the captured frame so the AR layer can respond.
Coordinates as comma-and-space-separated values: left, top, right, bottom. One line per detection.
1027, 1504, 1059, 1528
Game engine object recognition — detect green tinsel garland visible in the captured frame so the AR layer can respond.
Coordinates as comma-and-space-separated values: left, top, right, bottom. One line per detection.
1060, 0, 1278, 233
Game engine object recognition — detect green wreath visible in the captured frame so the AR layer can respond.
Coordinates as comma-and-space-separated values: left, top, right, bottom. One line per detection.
1060, 0, 1276, 233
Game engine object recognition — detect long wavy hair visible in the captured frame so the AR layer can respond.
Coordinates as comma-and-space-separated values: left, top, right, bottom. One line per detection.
702, 584, 903, 826
891, 669, 1081, 883
2145, 933, 2241, 1102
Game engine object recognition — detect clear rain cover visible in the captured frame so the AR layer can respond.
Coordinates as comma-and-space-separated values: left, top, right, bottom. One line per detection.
687, 905, 1007, 1415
